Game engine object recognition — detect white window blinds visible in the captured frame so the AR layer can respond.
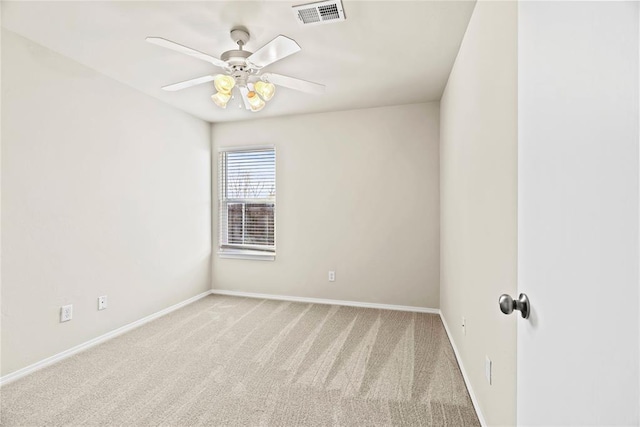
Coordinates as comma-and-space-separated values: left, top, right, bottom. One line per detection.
219, 148, 276, 253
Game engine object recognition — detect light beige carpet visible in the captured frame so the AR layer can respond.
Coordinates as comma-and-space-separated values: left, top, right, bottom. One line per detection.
0, 295, 479, 426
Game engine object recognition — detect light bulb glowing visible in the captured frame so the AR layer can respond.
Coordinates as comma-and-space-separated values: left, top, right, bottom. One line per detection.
254, 81, 276, 101
211, 91, 232, 108
214, 75, 235, 94
247, 91, 265, 112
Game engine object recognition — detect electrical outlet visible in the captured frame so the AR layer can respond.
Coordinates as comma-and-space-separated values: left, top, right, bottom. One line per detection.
98, 295, 108, 311
60, 304, 73, 322
485, 356, 492, 385
328, 271, 335, 282
462, 317, 466, 335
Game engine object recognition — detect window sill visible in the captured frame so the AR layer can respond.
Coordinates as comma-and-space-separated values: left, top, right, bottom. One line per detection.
218, 250, 276, 261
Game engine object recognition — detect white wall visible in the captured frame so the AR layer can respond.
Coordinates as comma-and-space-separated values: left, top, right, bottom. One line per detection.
517, 2, 639, 425
439, 1, 518, 426
1, 30, 212, 376
211, 103, 440, 308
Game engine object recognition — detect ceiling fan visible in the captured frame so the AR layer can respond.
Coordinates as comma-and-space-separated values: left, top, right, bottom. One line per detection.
146, 27, 325, 112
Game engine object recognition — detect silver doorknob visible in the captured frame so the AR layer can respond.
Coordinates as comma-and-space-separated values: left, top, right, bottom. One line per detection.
499, 293, 530, 319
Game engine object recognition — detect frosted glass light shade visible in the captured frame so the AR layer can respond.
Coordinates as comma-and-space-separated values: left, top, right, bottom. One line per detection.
247, 91, 266, 112
211, 91, 232, 108
214, 75, 235, 94
254, 81, 276, 101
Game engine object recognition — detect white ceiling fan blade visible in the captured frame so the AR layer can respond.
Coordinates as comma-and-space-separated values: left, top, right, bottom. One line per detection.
146, 37, 227, 68
247, 35, 301, 69
162, 75, 216, 92
238, 86, 252, 110
261, 73, 325, 95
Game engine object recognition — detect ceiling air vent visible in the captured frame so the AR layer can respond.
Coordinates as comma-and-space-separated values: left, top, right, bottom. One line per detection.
292, 0, 346, 26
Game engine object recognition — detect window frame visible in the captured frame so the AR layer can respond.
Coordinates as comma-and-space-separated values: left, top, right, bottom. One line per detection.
217, 145, 276, 261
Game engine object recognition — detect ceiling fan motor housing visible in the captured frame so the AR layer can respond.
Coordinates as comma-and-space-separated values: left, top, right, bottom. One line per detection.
221, 28, 256, 86
221, 50, 254, 86
220, 49, 252, 66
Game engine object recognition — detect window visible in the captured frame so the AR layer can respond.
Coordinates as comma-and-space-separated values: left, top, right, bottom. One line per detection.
218, 147, 275, 260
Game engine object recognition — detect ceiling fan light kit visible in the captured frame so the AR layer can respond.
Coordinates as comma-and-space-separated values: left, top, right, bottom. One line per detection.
210, 74, 236, 108
211, 90, 232, 109
147, 26, 326, 114
214, 74, 235, 94
254, 81, 276, 102
247, 91, 266, 112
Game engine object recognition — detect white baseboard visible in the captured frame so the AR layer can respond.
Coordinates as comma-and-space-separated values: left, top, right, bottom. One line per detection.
440, 314, 487, 427
2, 287, 485, 427
210, 289, 440, 314
213, 290, 485, 423
0, 290, 213, 387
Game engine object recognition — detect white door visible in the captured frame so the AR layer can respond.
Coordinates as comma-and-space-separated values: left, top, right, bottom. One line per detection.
517, 1, 639, 425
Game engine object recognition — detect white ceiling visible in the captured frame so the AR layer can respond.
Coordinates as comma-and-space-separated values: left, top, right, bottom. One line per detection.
1, 1, 475, 123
